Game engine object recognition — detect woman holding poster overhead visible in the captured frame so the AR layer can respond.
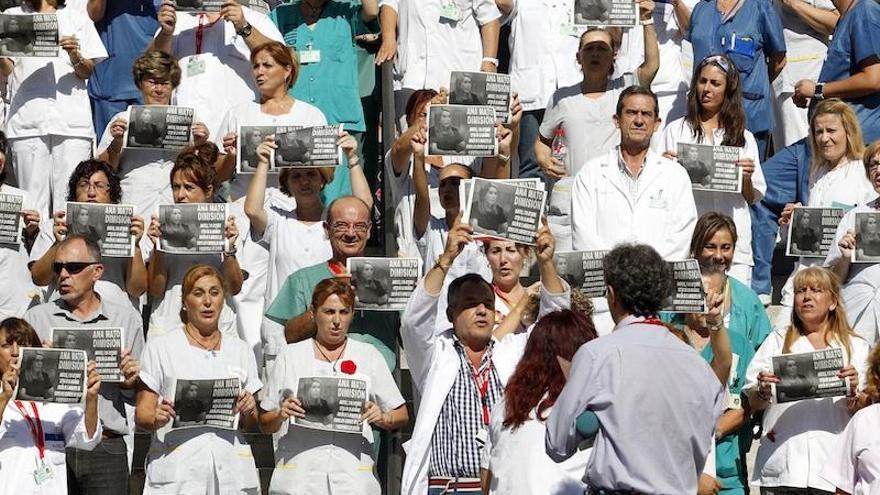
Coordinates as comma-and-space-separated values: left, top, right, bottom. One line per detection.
136, 265, 262, 494
659, 54, 766, 288
259, 278, 408, 495
744, 267, 869, 493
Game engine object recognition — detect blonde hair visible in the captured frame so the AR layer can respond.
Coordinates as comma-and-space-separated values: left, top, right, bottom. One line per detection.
809, 99, 865, 179
784, 267, 858, 362
864, 344, 880, 403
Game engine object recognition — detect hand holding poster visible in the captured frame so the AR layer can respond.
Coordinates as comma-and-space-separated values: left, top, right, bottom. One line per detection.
66, 202, 135, 257
427, 105, 498, 157
786, 207, 844, 258
125, 105, 194, 151
771, 348, 848, 403
0, 13, 58, 57
662, 259, 707, 313
572, 0, 638, 27
15, 347, 86, 404
448, 71, 512, 123
348, 257, 421, 311
172, 378, 241, 430
677, 143, 743, 193
158, 203, 228, 254
852, 212, 880, 262
52, 327, 124, 383
0, 192, 22, 245
293, 375, 368, 434
273, 125, 342, 168
463, 178, 546, 245
237, 125, 277, 174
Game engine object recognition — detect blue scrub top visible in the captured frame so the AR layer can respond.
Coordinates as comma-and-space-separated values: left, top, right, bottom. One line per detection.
817, 0, 880, 143
688, 0, 786, 135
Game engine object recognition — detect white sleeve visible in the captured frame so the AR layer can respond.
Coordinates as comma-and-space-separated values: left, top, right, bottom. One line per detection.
474, 0, 502, 25
215, 109, 237, 156
245, 8, 284, 42
61, 405, 102, 451
368, 346, 405, 411
76, 13, 108, 62
96, 111, 128, 155
744, 131, 766, 204
380, 0, 399, 11
259, 348, 288, 411
571, 170, 597, 251
819, 409, 860, 494
701, 439, 716, 477
743, 333, 779, 391
663, 168, 698, 259
824, 209, 856, 270
399, 282, 441, 390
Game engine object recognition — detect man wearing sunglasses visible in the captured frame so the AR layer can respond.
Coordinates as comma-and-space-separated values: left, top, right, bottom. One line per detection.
23, 234, 145, 495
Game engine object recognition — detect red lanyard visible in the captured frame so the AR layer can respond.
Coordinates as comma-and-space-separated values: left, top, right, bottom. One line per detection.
14, 401, 45, 460
470, 362, 493, 426
643, 317, 665, 326
327, 261, 347, 276
195, 14, 220, 55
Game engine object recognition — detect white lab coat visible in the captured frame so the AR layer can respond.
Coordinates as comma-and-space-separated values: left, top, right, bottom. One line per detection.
399, 279, 570, 495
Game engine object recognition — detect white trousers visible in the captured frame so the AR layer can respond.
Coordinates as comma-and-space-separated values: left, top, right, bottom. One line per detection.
9, 135, 93, 217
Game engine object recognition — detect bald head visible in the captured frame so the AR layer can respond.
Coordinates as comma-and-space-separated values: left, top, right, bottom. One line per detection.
328, 195, 371, 223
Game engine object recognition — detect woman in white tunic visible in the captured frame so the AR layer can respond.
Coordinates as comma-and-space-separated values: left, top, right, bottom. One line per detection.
659, 54, 766, 287
136, 265, 262, 494
824, 142, 880, 344
744, 267, 869, 493
259, 278, 408, 495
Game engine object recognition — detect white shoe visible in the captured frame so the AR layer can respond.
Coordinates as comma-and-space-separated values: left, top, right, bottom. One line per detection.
758, 294, 772, 307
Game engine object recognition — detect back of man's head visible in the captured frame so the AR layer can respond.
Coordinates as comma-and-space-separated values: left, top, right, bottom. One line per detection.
603, 244, 670, 317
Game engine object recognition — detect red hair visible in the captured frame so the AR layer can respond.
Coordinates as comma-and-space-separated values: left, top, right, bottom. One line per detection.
503, 310, 597, 429
311, 278, 356, 310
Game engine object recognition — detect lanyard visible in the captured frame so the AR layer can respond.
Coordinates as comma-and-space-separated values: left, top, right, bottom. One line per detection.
14, 401, 45, 460
642, 317, 665, 326
195, 14, 220, 55
469, 361, 493, 426
327, 260, 347, 276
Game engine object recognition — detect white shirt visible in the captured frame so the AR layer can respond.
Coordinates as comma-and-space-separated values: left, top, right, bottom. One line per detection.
162, 9, 283, 139
505, 0, 582, 112
0, 185, 40, 319
260, 338, 405, 495
571, 147, 698, 260
821, 403, 880, 495
5, 6, 107, 139
139, 326, 262, 494
659, 117, 767, 267
382, 0, 501, 91
774, 0, 834, 93
0, 401, 102, 495
482, 398, 590, 495
744, 327, 870, 490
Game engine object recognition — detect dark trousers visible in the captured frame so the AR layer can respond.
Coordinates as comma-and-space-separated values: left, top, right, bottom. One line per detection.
516, 109, 546, 182
760, 487, 834, 494
67, 436, 130, 495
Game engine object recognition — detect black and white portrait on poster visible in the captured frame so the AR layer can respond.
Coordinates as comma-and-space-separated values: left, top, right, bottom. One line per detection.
348, 257, 421, 311
293, 375, 369, 434
15, 347, 86, 404
464, 178, 546, 245
426, 105, 498, 157
677, 143, 742, 193
172, 0, 223, 12
236, 125, 277, 174
0, 13, 57, 57
0, 192, 22, 245
172, 378, 241, 430
448, 71, 512, 123
274, 125, 342, 168
125, 105, 194, 151
523, 250, 608, 297
772, 348, 848, 403
662, 259, 707, 313
572, 0, 637, 27
853, 212, 880, 263
786, 207, 844, 258
51, 327, 124, 383
157, 203, 228, 254
0, 0, 21, 12
66, 202, 135, 258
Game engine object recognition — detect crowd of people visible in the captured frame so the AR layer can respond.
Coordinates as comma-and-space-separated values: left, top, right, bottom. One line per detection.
2, 0, 880, 494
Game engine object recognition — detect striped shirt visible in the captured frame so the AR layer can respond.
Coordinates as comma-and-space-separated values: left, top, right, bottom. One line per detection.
428, 336, 503, 478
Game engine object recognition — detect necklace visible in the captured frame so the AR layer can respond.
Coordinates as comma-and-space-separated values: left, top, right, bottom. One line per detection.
314, 338, 348, 372
185, 324, 221, 352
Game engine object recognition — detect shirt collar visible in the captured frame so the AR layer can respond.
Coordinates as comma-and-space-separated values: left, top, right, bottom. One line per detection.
452, 333, 495, 371
616, 146, 649, 179
51, 294, 109, 324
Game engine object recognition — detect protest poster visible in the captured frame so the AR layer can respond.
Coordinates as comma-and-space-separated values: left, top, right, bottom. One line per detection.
293, 375, 369, 434
459, 178, 541, 209
66, 202, 135, 258
15, 347, 86, 404
172, 378, 241, 430
237, 125, 277, 174
274, 125, 342, 168
348, 257, 421, 311
125, 105, 194, 151
172, 0, 223, 12
572, 0, 638, 27
771, 348, 848, 403
0, 0, 21, 11
852, 212, 880, 263
463, 178, 546, 245
157, 203, 228, 254
426, 105, 498, 158
239, 0, 269, 14
677, 143, 742, 193
662, 259, 707, 313
522, 250, 608, 297
0, 13, 57, 57
51, 327, 124, 383
0, 192, 22, 245
785, 207, 845, 258
448, 71, 512, 123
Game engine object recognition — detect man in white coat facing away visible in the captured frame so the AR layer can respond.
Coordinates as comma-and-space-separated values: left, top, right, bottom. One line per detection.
399, 215, 569, 495
571, 85, 697, 334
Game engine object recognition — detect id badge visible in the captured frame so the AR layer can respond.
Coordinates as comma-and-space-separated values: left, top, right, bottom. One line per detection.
648, 191, 667, 209
475, 428, 488, 447
439, 2, 460, 21
559, 22, 579, 36
299, 49, 321, 64
187, 56, 206, 77
727, 393, 742, 410
33, 459, 53, 485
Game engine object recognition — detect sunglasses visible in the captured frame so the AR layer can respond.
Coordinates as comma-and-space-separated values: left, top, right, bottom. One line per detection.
52, 261, 99, 275
700, 55, 731, 74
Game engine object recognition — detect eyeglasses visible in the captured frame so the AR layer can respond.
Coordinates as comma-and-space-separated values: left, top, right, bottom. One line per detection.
329, 221, 370, 234
700, 55, 731, 74
76, 180, 110, 192
52, 261, 99, 275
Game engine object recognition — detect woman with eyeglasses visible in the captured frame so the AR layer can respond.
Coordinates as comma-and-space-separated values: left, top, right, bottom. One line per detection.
146, 151, 243, 338
659, 54, 766, 288
28, 159, 148, 307
824, 140, 880, 343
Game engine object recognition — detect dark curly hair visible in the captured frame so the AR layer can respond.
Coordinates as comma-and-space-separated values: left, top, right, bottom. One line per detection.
67, 159, 123, 203
603, 244, 670, 317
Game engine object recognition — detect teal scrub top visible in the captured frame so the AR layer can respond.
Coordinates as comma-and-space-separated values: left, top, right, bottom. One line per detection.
728, 276, 772, 351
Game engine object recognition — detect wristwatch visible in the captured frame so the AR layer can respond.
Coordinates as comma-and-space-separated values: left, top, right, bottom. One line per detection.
814, 83, 825, 101
236, 22, 254, 38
